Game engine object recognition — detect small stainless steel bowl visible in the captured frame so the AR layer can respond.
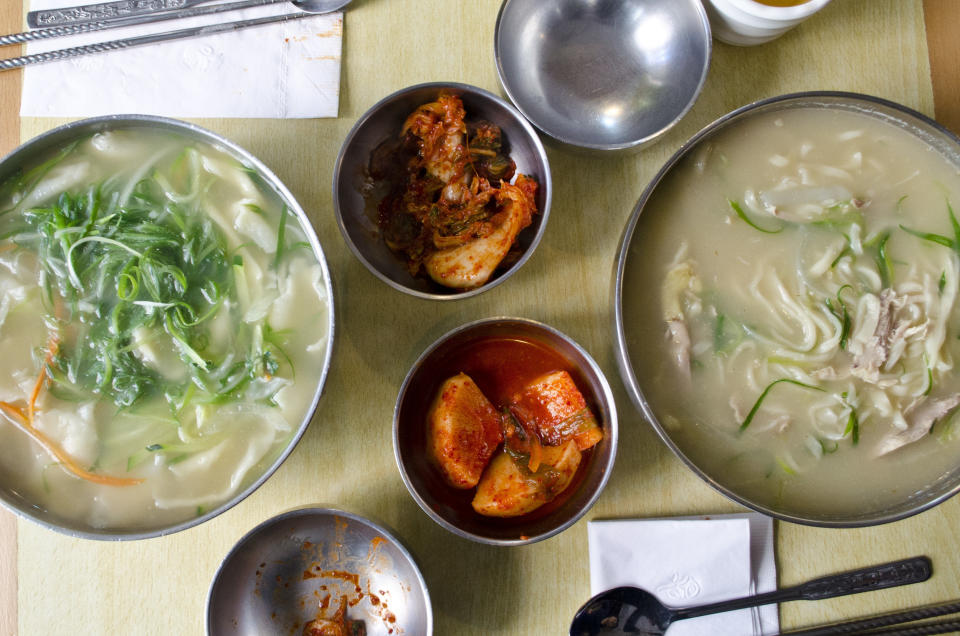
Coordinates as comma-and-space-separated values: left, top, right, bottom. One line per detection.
394, 317, 617, 545
206, 507, 432, 636
614, 91, 960, 527
495, 0, 712, 154
0, 115, 335, 540
333, 82, 552, 300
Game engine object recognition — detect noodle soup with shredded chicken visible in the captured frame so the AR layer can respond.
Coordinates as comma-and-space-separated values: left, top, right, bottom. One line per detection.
625, 104, 960, 520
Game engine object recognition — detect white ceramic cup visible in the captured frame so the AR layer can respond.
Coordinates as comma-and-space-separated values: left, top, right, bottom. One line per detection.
702, 0, 833, 46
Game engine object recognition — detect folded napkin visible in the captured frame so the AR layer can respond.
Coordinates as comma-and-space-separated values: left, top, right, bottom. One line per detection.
588, 513, 778, 635
21, 0, 342, 118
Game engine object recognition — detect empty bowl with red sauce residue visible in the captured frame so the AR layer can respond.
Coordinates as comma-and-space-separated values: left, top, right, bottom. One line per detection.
393, 317, 618, 545
333, 82, 552, 300
206, 507, 432, 635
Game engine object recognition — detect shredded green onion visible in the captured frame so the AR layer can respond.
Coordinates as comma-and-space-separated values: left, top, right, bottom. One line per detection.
739, 378, 826, 433
843, 409, 859, 445
5, 164, 294, 409
728, 199, 785, 234
274, 205, 288, 269
900, 199, 960, 257
832, 285, 853, 350
775, 456, 796, 476
830, 245, 853, 269
875, 231, 893, 287
819, 439, 839, 454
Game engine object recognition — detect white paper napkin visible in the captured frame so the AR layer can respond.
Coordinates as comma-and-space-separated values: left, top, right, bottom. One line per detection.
21, 0, 342, 118
588, 513, 779, 635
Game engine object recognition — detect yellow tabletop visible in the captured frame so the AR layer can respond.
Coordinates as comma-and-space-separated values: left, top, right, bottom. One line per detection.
2, 1, 960, 635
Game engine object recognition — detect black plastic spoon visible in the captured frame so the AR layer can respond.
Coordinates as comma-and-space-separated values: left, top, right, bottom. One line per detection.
570, 556, 932, 636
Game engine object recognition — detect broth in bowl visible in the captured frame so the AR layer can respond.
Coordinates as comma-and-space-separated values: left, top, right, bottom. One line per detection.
622, 98, 960, 522
0, 126, 331, 533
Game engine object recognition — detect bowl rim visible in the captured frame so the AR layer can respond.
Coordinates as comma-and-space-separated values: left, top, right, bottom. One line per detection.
612, 90, 960, 528
493, 0, 713, 153
392, 316, 619, 545
719, 0, 833, 21
0, 114, 336, 540
205, 506, 433, 636
332, 81, 553, 300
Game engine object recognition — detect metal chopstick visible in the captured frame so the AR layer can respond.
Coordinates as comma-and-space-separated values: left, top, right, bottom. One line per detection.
0, 0, 284, 46
0, 10, 311, 71
28, 0, 213, 28
780, 600, 960, 635
855, 617, 960, 636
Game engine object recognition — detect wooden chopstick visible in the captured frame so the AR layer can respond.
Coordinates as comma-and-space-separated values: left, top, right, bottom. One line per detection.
780, 600, 960, 635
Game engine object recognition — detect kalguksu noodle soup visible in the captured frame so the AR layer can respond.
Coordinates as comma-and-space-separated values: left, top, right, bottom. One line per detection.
0, 127, 330, 532
626, 104, 960, 520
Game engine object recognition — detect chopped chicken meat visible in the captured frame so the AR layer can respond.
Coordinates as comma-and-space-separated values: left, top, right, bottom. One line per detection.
875, 394, 960, 456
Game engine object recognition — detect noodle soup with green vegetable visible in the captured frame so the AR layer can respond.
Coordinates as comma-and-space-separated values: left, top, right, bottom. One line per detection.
625, 105, 960, 520
0, 127, 330, 532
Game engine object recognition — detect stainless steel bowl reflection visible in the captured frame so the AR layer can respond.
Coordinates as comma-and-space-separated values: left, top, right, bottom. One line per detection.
614, 92, 960, 527
333, 82, 552, 300
495, 0, 712, 154
394, 317, 618, 545
0, 115, 335, 540
206, 507, 432, 636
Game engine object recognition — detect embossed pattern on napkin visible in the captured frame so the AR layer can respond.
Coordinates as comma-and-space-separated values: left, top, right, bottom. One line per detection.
588, 515, 779, 635
656, 572, 704, 604
21, 0, 342, 118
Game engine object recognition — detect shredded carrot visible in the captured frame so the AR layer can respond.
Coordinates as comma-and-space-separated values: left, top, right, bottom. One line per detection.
0, 407, 143, 487
28, 334, 59, 423
0, 334, 143, 487
52, 293, 67, 322
0, 243, 14, 253
0, 401, 27, 422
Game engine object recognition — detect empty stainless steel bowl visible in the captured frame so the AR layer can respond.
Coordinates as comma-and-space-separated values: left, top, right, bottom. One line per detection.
393, 317, 618, 545
495, 0, 712, 153
333, 82, 552, 300
207, 507, 432, 635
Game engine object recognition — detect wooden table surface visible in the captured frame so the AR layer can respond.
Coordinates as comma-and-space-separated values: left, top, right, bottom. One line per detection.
2, 1, 960, 635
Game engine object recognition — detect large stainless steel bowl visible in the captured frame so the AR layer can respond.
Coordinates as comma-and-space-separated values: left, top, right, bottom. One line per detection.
333, 82, 552, 300
0, 115, 335, 540
495, 0, 712, 154
614, 92, 960, 527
